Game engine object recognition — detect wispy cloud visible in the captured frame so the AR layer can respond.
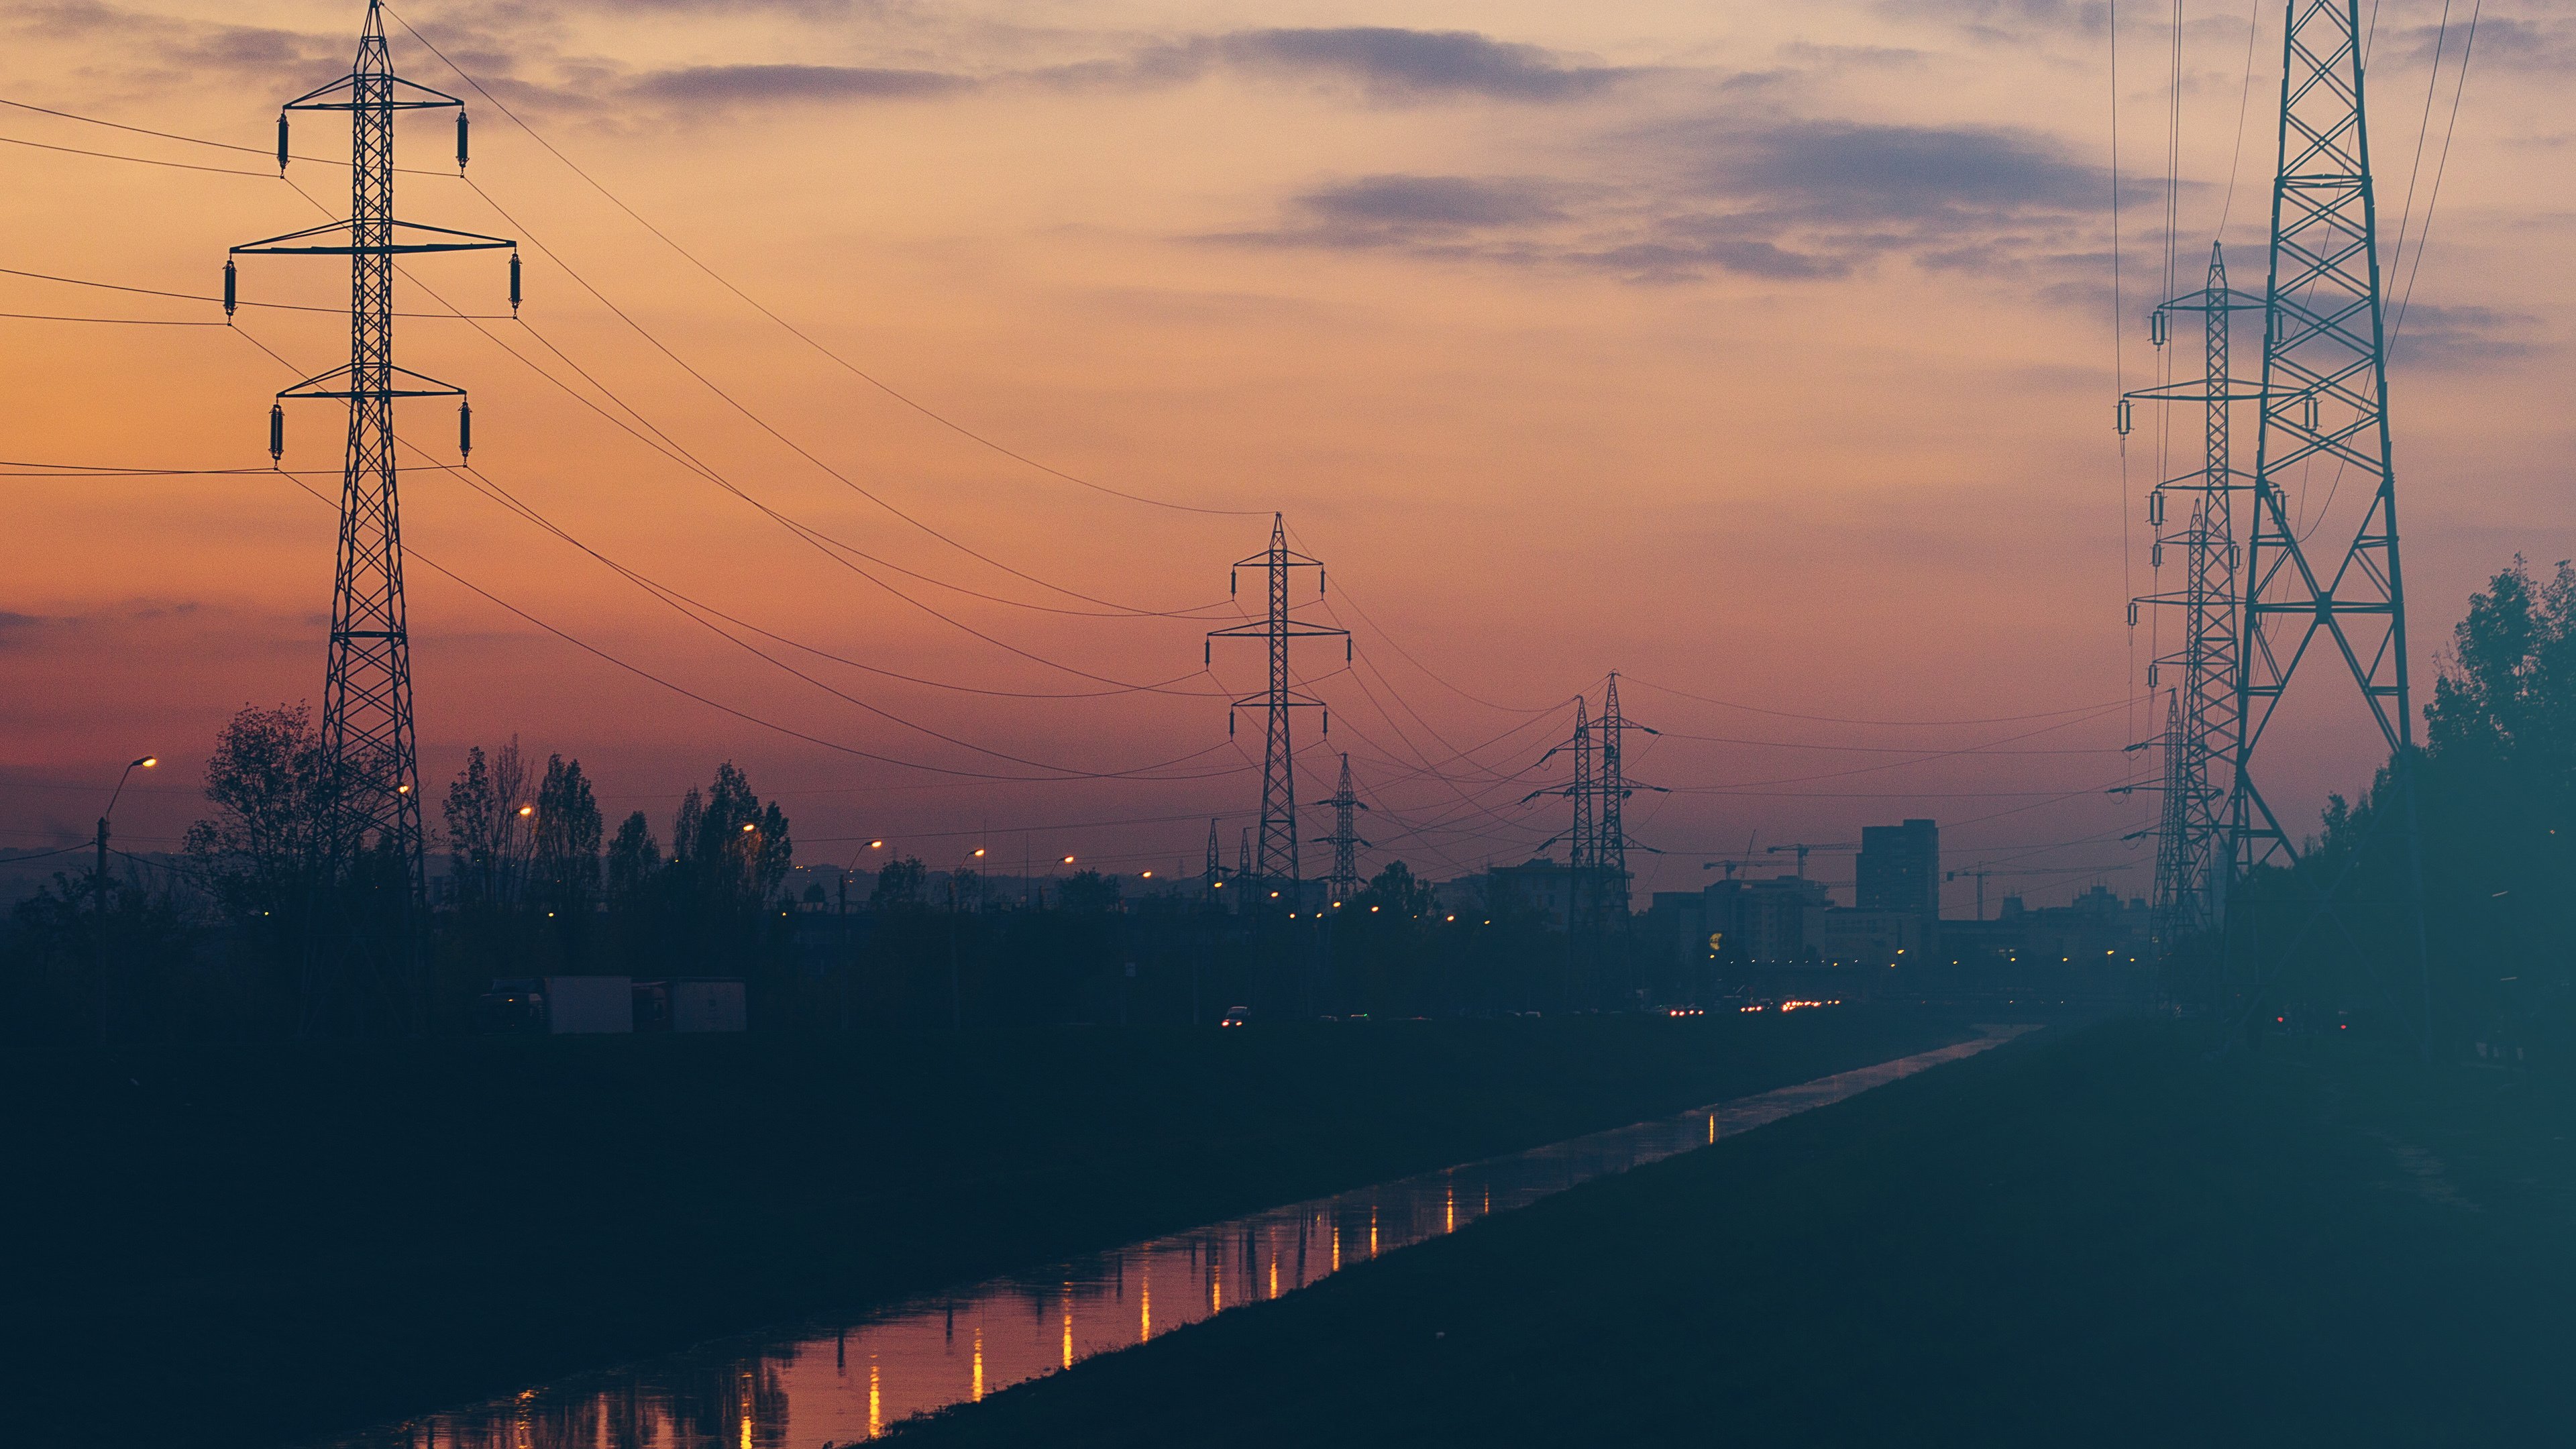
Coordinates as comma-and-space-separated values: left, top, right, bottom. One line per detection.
1200, 28, 1632, 103
1214, 111, 2129, 286
619, 25, 1639, 114
2390, 303, 2545, 367
625, 62, 967, 105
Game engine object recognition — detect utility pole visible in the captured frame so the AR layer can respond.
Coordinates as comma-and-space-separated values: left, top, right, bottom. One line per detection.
2225, 0, 2430, 1049
1204, 817, 1224, 900
1206, 515, 1348, 899
230, 0, 514, 1030
2125, 242, 2261, 952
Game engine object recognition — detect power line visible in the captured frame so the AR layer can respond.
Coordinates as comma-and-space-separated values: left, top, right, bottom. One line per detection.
0, 131, 272, 177
1621, 674, 2128, 727
233, 305, 1244, 783
0, 94, 450, 173
382, 5, 1264, 521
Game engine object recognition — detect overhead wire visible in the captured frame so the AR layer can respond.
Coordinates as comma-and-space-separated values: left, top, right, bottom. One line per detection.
229, 322, 1241, 779
380, 5, 1265, 522
447, 174, 1224, 619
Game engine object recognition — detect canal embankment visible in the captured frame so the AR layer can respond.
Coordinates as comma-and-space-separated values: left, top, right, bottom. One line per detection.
890, 1017, 2576, 1447
0, 1008, 1972, 1449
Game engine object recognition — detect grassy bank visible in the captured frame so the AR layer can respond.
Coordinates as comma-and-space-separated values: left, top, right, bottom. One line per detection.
0, 1008, 1966, 1448
892, 1019, 2576, 1446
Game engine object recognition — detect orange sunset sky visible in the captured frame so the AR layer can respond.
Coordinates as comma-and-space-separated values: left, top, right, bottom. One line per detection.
1, 0, 2566, 909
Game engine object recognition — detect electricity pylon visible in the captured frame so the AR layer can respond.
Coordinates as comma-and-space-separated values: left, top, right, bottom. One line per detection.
1593, 672, 1657, 922
1204, 817, 1225, 901
2125, 243, 2264, 945
2230, 0, 2430, 1032
229, 0, 513, 1027
1320, 753, 1369, 905
1207, 515, 1348, 895
1526, 696, 1594, 927
1527, 679, 1660, 934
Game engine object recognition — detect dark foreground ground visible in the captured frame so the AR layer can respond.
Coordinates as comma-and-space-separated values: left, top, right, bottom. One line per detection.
892, 1018, 2576, 1448
0, 1008, 1969, 1449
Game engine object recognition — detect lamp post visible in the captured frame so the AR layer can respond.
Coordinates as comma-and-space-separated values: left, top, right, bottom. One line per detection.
949, 846, 985, 1030
95, 754, 157, 1040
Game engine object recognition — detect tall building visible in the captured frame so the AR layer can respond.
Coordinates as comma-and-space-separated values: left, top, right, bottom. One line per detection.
1856, 818, 1939, 916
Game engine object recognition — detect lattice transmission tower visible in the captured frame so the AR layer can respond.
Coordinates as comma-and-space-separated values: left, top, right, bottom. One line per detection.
229, 0, 514, 925
1593, 672, 1658, 924
1527, 695, 1594, 923
1204, 817, 1225, 900
2227, 0, 2428, 1004
1320, 753, 1369, 906
1207, 515, 1348, 896
2125, 243, 2263, 944
1528, 678, 1658, 933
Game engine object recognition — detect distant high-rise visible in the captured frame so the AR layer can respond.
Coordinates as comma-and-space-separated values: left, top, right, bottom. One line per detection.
1856, 819, 1939, 916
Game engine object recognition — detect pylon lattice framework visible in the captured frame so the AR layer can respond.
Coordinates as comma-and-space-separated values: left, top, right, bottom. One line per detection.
2230, 0, 2418, 876
1207, 515, 1348, 893
1529, 676, 1658, 932
1321, 753, 1368, 906
1593, 673, 1655, 924
230, 0, 514, 905
2126, 243, 2262, 942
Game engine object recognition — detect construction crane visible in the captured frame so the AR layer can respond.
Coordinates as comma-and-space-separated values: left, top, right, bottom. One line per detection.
1946, 866, 1998, 922
1765, 843, 1858, 879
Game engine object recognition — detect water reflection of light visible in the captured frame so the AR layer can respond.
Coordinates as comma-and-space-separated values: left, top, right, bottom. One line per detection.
1708, 1113, 1716, 1144
319, 1033, 2020, 1449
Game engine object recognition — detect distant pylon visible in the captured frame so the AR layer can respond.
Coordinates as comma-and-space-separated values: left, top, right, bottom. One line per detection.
1594, 673, 1655, 923
1206, 515, 1348, 894
1525, 695, 1594, 928
1204, 817, 1224, 898
2229, 0, 2428, 1024
2151, 688, 2193, 943
1238, 828, 1252, 894
2126, 241, 2262, 944
229, 0, 514, 1025
1527, 679, 1659, 932
1320, 753, 1368, 905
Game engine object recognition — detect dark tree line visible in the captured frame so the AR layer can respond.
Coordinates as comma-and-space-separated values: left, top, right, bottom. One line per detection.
2202, 557, 2576, 1054
1, 702, 798, 1039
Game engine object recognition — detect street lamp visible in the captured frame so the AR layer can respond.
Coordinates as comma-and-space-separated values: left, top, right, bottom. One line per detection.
95, 754, 157, 1040
947, 846, 988, 1030
97, 755, 158, 906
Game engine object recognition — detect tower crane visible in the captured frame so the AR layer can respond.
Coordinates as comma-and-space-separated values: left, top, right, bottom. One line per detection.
1766, 842, 1859, 879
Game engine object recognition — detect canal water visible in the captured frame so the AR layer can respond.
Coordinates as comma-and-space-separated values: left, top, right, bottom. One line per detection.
311, 1025, 2034, 1449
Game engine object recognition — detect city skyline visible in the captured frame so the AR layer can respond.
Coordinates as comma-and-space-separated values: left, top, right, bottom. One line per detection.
3, 0, 2561, 910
